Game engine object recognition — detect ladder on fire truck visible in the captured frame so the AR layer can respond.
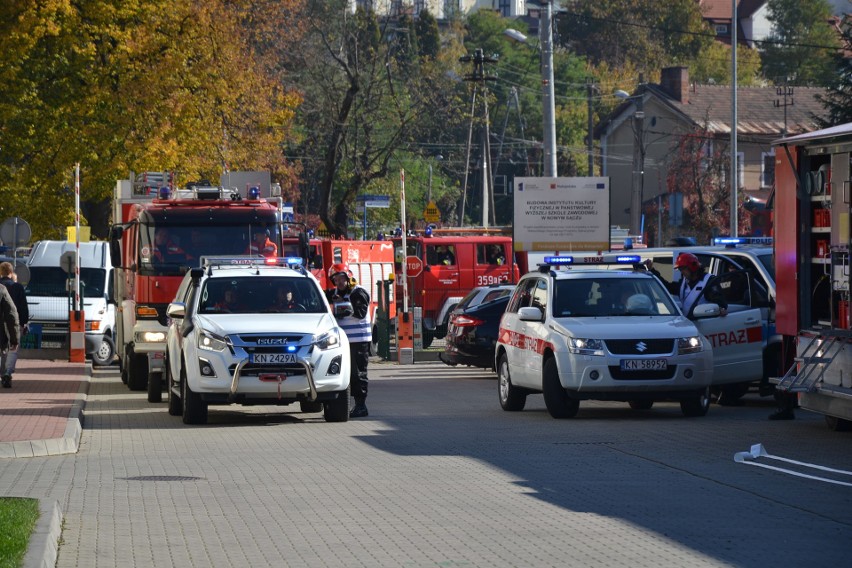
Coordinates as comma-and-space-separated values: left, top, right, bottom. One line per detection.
774, 333, 845, 393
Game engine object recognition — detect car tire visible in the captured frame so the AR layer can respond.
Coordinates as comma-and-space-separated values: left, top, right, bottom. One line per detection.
181, 367, 208, 425
147, 371, 163, 403
91, 336, 115, 367
126, 349, 148, 391
628, 400, 654, 410
323, 388, 350, 423
680, 387, 711, 417
167, 362, 182, 417
497, 353, 526, 411
300, 400, 324, 413
825, 415, 852, 432
542, 358, 579, 419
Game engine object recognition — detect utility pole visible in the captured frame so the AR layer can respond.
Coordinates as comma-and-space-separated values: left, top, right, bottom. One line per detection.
629, 75, 645, 239
586, 78, 597, 175
459, 48, 498, 228
541, 1, 557, 177
774, 78, 794, 136
730, 0, 738, 238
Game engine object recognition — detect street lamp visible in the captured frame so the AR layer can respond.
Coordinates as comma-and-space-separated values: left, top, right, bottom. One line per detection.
503, 0, 557, 177
615, 88, 645, 239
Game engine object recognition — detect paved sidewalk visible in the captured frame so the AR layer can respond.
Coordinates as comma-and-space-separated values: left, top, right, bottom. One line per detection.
0, 355, 89, 459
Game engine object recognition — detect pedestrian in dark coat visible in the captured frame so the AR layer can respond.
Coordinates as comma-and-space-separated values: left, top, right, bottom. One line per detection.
0, 284, 20, 388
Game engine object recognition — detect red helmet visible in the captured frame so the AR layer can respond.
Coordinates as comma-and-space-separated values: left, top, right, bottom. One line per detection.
675, 252, 701, 272
329, 263, 350, 281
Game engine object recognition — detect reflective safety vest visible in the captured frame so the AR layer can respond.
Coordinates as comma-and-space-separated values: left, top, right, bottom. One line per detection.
248, 238, 278, 257
336, 285, 372, 343
680, 272, 713, 314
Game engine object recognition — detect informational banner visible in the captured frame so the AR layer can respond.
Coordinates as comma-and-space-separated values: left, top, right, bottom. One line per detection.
513, 177, 610, 251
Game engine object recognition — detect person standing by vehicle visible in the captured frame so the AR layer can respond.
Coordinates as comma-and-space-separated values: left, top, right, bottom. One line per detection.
0, 283, 20, 388
327, 264, 371, 418
0, 262, 27, 388
645, 253, 728, 317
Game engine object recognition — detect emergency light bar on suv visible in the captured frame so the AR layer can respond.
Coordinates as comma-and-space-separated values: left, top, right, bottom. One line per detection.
538, 254, 643, 272
199, 256, 305, 272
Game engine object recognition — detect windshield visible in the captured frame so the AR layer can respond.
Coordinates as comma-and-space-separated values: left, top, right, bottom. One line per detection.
197, 276, 328, 315
553, 277, 678, 317
139, 223, 281, 276
754, 252, 775, 282
25, 267, 107, 298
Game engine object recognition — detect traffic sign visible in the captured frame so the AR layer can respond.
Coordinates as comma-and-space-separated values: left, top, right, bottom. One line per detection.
356, 194, 391, 208
424, 201, 440, 223
405, 256, 423, 278
0, 217, 32, 247
60, 251, 76, 274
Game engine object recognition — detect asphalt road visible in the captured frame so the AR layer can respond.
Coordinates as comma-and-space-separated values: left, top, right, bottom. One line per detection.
7, 360, 852, 567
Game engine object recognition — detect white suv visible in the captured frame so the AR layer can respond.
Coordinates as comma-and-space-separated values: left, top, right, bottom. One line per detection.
165, 258, 350, 424
496, 257, 765, 418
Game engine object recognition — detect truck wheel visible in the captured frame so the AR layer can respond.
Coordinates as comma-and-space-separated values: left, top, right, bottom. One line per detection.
147, 371, 163, 403
126, 350, 148, 391
300, 400, 323, 413
166, 365, 182, 416
181, 368, 208, 425
91, 336, 115, 367
825, 415, 852, 432
680, 387, 711, 417
323, 388, 350, 423
629, 400, 654, 410
542, 358, 579, 419
497, 353, 526, 411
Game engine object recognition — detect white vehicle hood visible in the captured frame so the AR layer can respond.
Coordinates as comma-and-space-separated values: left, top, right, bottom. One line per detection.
553, 315, 699, 339
195, 313, 338, 337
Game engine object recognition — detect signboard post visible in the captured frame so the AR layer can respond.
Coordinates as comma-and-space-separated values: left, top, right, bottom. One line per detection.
356, 194, 391, 240
513, 177, 610, 252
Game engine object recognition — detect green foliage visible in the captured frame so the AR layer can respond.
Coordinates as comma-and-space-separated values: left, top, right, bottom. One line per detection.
815, 17, 852, 127
0, 0, 301, 240
690, 41, 762, 87
0, 497, 39, 568
415, 9, 440, 60
563, 0, 713, 71
760, 0, 839, 86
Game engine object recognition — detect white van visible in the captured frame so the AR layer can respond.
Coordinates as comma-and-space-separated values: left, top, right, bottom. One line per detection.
25, 241, 116, 366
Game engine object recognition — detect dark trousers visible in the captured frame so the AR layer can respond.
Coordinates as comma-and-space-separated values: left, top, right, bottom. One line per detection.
350, 341, 370, 402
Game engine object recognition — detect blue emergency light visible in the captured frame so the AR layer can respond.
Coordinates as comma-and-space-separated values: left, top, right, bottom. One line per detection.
543, 256, 574, 266
713, 237, 744, 246
248, 186, 261, 200
158, 186, 171, 200
613, 255, 642, 264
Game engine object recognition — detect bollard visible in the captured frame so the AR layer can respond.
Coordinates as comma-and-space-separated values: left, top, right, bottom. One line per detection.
69, 310, 86, 363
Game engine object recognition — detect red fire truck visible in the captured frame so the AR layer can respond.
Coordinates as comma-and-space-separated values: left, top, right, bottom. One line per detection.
296, 237, 397, 335
110, 173, 302, 401
392, 229, 519, 347
772, 123, 852, 430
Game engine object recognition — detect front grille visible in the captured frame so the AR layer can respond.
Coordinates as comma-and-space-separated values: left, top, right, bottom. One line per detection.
609, 366, 678, 380
229, 363, 307, 376
236, 334, 306, 345
605, 339, 674, 355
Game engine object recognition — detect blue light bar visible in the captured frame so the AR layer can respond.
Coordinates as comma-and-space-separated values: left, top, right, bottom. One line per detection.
543, 256, 574, 266
201, 256, 302, 267
158, 186, 171, 200
713, 237, 744, 246
248, 186, 261, 199
614, 255, 642, 264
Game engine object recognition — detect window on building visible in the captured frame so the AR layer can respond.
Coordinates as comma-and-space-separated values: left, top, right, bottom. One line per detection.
715, 24, 729, 35
761, 151, 776, 188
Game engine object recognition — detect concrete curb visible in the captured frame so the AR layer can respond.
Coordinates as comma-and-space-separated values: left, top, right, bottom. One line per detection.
22, 499, 63, 568
0, 363, 90, 458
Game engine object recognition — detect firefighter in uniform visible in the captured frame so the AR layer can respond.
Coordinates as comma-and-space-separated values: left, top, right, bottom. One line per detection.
645, 253, 728, 317
327, 263, 371, 418
152, 228, 189, 266
246, 228, 278, 258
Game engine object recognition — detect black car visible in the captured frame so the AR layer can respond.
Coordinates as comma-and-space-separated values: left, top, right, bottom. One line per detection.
440, 294, 510, 370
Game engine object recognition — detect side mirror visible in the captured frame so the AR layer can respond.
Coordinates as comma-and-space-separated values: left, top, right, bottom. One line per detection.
423, 265, 431, 272
190, 268, 204, 282
167, 302, 186, 319
692, 303, 720, 319
108, 227, 123, 269
518, 306, 544, 322
333, 301, 354, 319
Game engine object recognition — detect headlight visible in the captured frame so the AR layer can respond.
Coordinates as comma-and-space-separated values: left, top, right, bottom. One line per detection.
678, 336, 703, 354
315, 329, 340, 351
568, 338, 605, 356
198, 330, 227, 352
135, 331, 166, 343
